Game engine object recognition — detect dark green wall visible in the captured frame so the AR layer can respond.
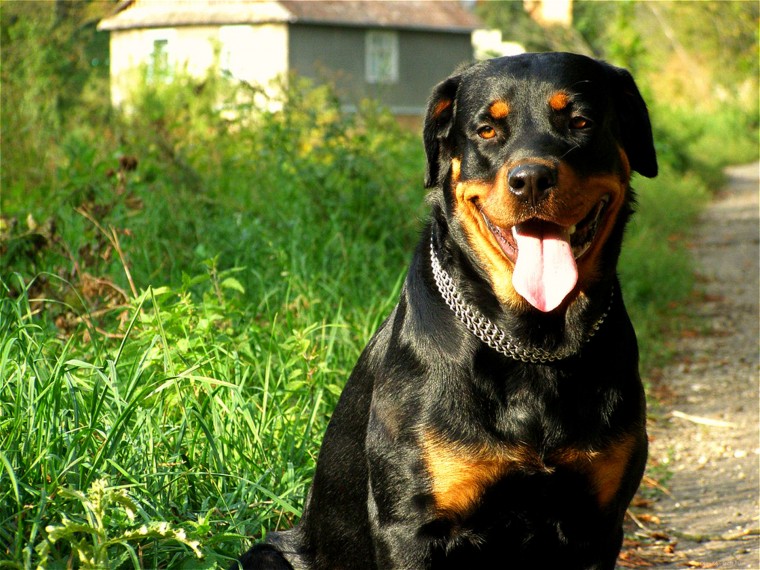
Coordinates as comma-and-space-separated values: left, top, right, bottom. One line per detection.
288, 24, 474, 114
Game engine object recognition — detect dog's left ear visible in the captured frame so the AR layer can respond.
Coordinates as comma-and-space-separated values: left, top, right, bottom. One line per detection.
606, 65, 658, 178
423, 74, 461, 188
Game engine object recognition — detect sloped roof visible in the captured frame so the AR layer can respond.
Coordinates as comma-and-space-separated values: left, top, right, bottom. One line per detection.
98, 0, 481, 33
280, 1, 480, 33
98, 1, 291, 30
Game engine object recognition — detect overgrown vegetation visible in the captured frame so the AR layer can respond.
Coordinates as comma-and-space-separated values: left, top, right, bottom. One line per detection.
1, 2, 757, 568
1, 65, 419, 568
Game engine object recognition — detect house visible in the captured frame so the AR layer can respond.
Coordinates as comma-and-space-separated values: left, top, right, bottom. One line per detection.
97, 0, 482, 121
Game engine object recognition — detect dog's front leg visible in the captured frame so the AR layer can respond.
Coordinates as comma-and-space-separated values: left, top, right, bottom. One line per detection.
365, 419, 437, 569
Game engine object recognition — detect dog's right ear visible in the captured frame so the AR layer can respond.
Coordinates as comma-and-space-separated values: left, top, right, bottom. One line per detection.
423, 75, 461, 188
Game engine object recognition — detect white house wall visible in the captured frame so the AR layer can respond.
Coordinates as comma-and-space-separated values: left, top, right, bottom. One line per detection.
108, 24, 288, 107
219, 24, 288, 87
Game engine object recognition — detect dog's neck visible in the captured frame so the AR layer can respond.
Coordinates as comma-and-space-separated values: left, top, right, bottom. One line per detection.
429, 233, 613, 364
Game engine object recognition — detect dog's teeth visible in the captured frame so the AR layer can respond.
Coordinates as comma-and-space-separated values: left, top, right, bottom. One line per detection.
569, 225, 576, 235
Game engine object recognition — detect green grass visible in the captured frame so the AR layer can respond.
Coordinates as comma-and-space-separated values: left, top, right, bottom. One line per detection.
1, 77, 421, 568
0, 265, 401, 568
0, 72, 755, 568
620, 163, 711, 370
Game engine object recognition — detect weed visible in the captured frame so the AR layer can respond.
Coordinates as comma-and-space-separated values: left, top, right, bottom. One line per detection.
38, 478, 202, 569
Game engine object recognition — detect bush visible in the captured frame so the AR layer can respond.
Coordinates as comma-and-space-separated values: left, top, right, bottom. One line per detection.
652, 103, 758, 189
1, 71, 421, 567
620, 164, 710, 369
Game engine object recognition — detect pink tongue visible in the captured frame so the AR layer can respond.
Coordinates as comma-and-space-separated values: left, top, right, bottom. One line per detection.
511, 222, 578, 312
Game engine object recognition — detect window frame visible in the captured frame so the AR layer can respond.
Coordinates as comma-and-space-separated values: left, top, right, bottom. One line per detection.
365, 30, 399, 85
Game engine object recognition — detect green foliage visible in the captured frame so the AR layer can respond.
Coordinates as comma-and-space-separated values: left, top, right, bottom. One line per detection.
644, 1, 758, 86
1, 66, 416, 568
0, 259, 373, 567
1, 5, 757, 567
575, 0, 648, 73
620, 165, 710, 369
38, 478, 203, 569
652, 104, 759, 190
0, 1, 112, 202
573, 1, 759, 115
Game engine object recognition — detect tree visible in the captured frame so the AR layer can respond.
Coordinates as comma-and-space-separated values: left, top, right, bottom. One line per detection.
1, 1, 112, 196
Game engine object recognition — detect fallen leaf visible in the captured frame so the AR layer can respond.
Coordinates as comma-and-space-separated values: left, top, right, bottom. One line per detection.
638, 513, 662, 525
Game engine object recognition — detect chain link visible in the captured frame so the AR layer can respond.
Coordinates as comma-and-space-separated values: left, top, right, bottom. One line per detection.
429, 235, 612, 364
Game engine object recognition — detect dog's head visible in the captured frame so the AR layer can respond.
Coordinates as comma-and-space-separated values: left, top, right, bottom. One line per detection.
424, 52, 657, 314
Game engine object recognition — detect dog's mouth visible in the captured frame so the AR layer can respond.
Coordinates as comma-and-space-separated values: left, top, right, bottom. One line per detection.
481, 195, 610, 312
482, 195, 610, 263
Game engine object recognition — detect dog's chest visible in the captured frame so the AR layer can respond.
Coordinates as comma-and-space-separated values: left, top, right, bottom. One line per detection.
420, 426, 636, 522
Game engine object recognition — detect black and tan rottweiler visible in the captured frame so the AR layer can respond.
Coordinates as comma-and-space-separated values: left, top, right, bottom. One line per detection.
237, 52, 657, 570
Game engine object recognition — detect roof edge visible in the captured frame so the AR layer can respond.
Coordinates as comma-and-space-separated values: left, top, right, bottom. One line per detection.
98, 1, 295, 32
97, 1, 480, 33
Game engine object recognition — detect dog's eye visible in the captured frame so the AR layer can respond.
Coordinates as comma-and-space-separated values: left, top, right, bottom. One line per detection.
570, 116, 592, 130
477, 126, 497, 139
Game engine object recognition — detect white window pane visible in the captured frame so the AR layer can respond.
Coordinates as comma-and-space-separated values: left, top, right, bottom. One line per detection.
366, 31, 398, 84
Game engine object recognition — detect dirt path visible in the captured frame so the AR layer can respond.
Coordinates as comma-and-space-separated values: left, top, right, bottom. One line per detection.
622, 163, 760, 569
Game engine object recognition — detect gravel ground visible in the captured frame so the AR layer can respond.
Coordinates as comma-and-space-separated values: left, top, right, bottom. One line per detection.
620, 163, 760, 569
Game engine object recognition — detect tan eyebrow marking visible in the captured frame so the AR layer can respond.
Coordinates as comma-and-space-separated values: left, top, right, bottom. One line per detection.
488, 99, 510, 119
548, 91, 571, 111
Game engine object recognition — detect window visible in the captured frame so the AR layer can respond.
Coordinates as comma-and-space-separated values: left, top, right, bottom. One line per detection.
146, 29, 176, 82
152, 39, 169, 72
365, 30, 399, 84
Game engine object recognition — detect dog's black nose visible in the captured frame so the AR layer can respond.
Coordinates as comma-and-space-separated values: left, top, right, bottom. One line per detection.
508, 164, 557, 206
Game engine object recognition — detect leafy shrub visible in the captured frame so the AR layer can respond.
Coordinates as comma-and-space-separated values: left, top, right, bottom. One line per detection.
620, 164, 710, 368
652, 104, 758, 188
1, 72, 418, 567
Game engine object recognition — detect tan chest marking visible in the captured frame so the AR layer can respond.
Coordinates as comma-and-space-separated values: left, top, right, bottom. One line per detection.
421, 432, 545, 518
555, 433, 639, 509
422, 431, 639, 519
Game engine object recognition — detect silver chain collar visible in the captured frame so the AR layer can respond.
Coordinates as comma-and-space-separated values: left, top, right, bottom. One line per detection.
429, 235, 612, 364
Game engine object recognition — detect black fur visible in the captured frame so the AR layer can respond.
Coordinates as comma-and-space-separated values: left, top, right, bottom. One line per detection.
236, 52, 657, 570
